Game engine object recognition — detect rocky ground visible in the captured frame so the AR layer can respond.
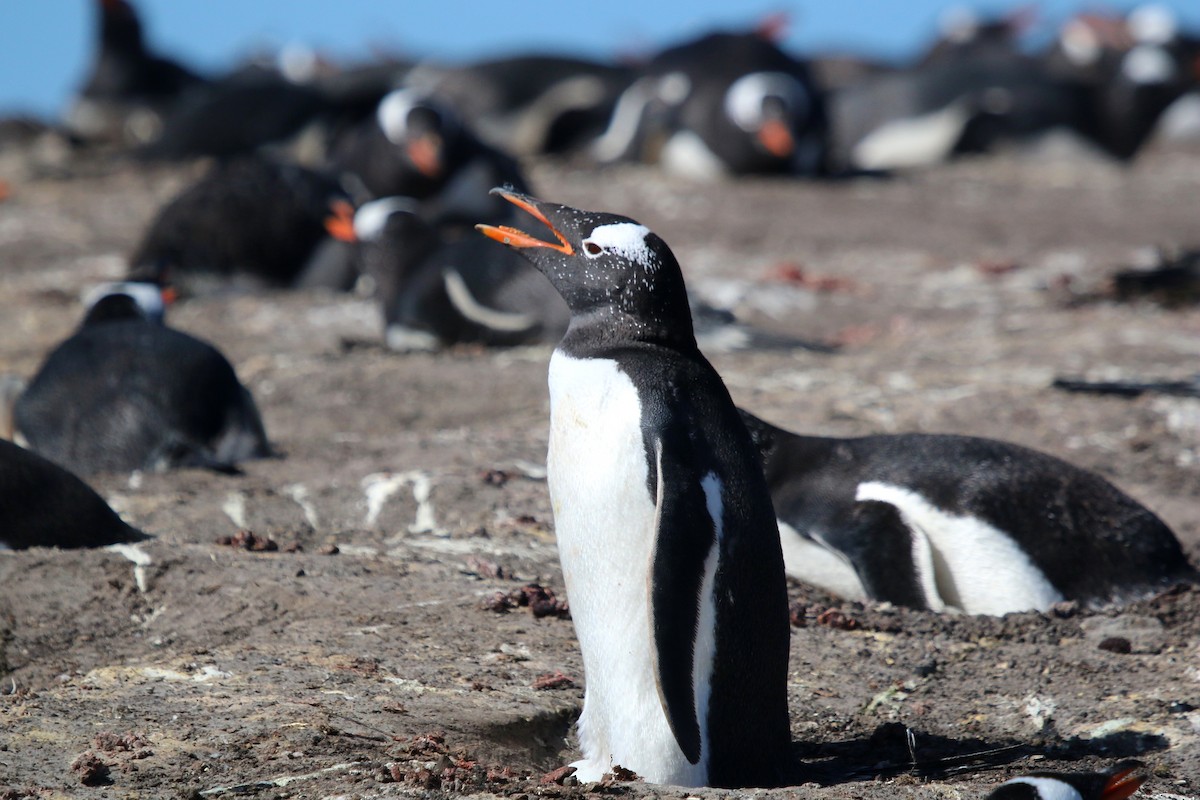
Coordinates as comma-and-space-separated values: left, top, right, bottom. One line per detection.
1, 138, 1199, 799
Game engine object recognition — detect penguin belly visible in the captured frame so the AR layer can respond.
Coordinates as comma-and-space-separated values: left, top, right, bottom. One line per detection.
547, 350, 709, 786
856, 481, 1064, 614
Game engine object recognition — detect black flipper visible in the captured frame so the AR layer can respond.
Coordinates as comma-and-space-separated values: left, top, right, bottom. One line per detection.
647, 431, 717, 766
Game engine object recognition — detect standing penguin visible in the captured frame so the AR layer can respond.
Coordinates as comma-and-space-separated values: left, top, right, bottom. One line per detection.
13, 283, 272, 476
739, 409, 1196, 614
478, 190, 791, 788
986, 761, 1146, 799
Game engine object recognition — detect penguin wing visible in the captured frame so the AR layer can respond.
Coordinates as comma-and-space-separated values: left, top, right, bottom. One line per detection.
647, 430, 717, 765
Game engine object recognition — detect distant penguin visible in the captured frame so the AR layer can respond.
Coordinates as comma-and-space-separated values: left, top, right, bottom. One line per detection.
13, 283, 272, 476
478, 190, 791, 788
331, 197, 568, 351
593, 24, 828, 178
986, 761, 1146, 800
739, 410, 1196, 615
404, 55, 636, 156
331, 88, 529, 226
139, 71, 331, 160
66, 0, 207, 146
0, 439, 147, 550
128, 154, 357, 292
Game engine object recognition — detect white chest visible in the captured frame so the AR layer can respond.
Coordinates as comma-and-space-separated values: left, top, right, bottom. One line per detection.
546, 351, 707, 785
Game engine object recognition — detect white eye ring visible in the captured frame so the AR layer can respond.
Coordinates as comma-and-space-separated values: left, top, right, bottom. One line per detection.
582, 240, 604, 258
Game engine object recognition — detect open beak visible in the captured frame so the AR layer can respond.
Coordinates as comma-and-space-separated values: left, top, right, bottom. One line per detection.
1101, 765, 1146, 800
475, 189, 575, 255
324, 199, 357, 243
758, 118, 795, 158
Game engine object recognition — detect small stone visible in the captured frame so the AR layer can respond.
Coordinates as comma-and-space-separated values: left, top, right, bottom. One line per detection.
1098, 636, 1132, 654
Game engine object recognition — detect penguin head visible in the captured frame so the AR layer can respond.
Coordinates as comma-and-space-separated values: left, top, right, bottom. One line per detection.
377, 89, 460, 180
724, 72, 810, 161
98, 0, 143, 51
81, 281, 169, 326
477, 188, 694, 344
986, 761, 1146, 800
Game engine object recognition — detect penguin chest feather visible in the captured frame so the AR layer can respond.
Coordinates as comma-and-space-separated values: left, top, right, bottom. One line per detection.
547, 350, 712, 786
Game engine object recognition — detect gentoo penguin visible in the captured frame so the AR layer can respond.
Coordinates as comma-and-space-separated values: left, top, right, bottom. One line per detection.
332, 197, 568, 351
331, 88, 529, 226
738, 409, 1196, 615
986, 761, 1146, 800
128, 154, 357, 292
592, 24, 828, 178
66, 0, 207, 146
0, 439, 147, 550
478, 190, 791, 787
13, 283, 272, 476
403, 55, 636, 157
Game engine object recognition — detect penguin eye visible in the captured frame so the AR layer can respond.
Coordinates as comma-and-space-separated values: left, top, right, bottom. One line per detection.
583, 241, 604, 257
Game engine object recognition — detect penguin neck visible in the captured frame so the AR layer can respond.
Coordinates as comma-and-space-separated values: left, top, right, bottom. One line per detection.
558, 304, 698, 358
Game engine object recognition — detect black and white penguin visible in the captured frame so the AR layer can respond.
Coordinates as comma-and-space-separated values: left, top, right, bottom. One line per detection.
332, 197, 568, 351
331, 88, 529, 226
0, 439, 147, 550
66, 0, 208, 146
986, 761, 1146, 800
477, 190, 790, 788
13, 283, 272, 476
738, 410, 1197, 615
592, 23, 828, 178
128, 154, 357, 292
404, 54, 636, 157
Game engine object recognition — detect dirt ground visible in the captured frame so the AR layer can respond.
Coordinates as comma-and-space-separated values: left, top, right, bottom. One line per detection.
2, 137, 1200, 799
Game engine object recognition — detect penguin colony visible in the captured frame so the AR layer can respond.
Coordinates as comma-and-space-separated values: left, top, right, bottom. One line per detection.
2, 0, 1198, 795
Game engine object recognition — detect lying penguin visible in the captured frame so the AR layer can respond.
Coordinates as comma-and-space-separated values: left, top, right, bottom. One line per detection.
333, 196, 569, 351
0, 439, 147, 550
479, 190, 790, 787
739, 409, 1196, 615
128, 154, 358, 293
986, 761, 1146, 800
13, 282, 272, 476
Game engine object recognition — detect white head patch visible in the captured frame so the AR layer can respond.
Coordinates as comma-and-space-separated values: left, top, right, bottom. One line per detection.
353, 197, 417, 242
582, 222, 654, 268
724, 72, 808, 132
377, 89, 418, 145
999, 777, 1082, 800
83, 281, 164, 321
1122, 44, 1177, 84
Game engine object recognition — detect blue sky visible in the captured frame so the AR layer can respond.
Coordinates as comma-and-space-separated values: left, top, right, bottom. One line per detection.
4, 1, 1200, 120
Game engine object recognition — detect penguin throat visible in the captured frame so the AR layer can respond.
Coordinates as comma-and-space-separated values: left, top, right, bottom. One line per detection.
566, 305, 696, 353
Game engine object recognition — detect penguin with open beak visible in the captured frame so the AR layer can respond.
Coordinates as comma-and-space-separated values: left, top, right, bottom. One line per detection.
478, 189, 791, 788
986, 761, 1146, 800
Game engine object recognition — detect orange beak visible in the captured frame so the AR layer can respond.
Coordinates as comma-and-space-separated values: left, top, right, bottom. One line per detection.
407, 134, 442, 178
758, 118, 795, 158
475, 189, 575, 255
324, 199, 357, 243
1101, 766, 1146, 800
160, 286, 179, 306
0, 180, 10, 203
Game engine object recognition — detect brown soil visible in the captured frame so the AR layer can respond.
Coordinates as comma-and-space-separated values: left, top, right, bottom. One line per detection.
2, 140, 1199, 799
